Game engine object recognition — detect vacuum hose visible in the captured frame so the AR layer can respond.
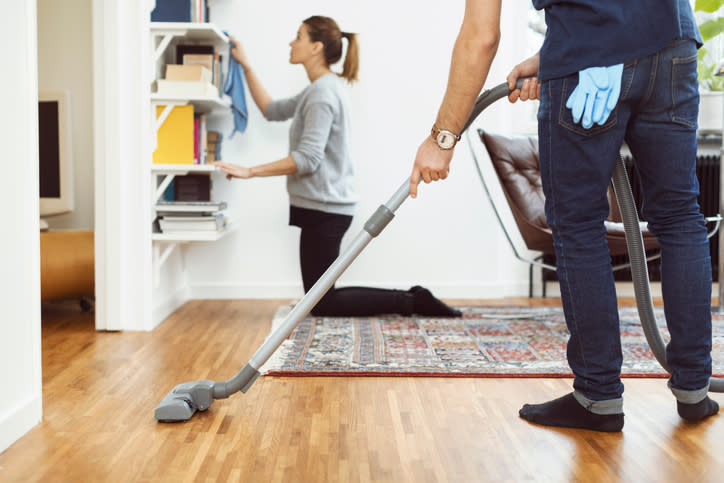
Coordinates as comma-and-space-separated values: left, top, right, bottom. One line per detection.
611, 154, 724, 392
466, 79, 722, 392
472, 78, 723, 392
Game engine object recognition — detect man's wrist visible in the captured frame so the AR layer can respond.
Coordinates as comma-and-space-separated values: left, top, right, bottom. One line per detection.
430, 124, 461, 150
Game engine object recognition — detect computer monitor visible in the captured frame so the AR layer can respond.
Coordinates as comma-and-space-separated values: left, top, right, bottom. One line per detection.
38, 89, 74, 218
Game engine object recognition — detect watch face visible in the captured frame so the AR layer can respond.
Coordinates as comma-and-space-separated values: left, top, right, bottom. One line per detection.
437, 131, 456, 149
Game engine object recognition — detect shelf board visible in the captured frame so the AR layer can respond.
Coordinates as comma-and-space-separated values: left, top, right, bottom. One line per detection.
151, 94, 230, 113
152, 223, 237, 242
150, 22, 228, 46
152, 164, 217, 175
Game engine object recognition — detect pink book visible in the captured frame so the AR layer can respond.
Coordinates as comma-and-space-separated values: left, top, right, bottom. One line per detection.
194, 117, 200, 164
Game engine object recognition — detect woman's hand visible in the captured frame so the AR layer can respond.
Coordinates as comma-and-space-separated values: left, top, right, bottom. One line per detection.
507, 53, 541, 102
228, 35, 250, 70
211, 161, 253, 180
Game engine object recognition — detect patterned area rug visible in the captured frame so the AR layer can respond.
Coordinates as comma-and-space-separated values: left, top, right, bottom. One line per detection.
261, 305, 724, 378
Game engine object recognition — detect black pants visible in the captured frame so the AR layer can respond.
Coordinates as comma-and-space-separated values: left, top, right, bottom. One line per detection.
290, 206, 413, 316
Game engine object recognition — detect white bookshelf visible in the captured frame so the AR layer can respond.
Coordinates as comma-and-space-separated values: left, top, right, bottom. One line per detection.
150, 22, 228, 64
151, 94, 230, 113
151, 164, 222, 203
150, 22, 232, 281
152, 223, 237, 242
151, 224, 237, 288
151, 164, 217, 176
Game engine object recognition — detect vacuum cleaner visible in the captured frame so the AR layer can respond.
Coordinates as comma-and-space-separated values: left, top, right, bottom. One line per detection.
155, 79, 722, 422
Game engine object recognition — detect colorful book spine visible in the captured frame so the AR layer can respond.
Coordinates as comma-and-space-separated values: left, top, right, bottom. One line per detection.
194, 116, 200, 164
153, 105, 195, 165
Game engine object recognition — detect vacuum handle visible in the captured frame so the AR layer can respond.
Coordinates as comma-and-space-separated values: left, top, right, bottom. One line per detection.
461, 76, 532, 133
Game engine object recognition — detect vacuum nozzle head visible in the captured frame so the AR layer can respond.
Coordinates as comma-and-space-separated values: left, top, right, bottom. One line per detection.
155, 380, 215, 423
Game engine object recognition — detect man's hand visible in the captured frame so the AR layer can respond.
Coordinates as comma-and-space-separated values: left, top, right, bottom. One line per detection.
409, 0, 503, 199
409, 138, 454, 198
211, 161, 253, 180
507, 53, 541, 102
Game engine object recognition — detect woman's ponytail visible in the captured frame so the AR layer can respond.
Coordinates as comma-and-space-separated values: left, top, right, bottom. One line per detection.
340, 32, 359, 83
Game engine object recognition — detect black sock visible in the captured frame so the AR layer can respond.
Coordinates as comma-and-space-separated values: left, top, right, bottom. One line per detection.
677, 396, 719, 422
409, 286, 461, 317
519, 392, 624, 432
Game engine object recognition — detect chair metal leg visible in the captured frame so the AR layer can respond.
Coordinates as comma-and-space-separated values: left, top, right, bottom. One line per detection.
529, 254, 546, 298
529, 262, 534, 298
537, 255, 547, 298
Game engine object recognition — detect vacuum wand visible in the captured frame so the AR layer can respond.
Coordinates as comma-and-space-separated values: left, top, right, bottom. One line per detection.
154, 77, 530, 422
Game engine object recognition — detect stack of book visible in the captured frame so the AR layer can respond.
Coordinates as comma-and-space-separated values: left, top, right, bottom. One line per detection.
155, 201, 228, 234
151, 0, 209, 23
206, 131, 222, 163
155, 45, 224, 100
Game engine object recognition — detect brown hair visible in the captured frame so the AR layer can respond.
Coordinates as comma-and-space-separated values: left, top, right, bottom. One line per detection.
303, 15, 359, 83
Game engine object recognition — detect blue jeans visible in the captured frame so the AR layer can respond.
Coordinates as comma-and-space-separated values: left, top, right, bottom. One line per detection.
538, 39, 712, 406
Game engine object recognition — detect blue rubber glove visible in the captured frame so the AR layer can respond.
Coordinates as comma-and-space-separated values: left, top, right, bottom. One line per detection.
566, 64, 623, 129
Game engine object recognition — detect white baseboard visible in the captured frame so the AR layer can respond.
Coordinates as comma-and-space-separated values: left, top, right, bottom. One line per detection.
172, 277, 724, 304
613, 282, 663, 298
152, 285, 189, 329
188, 283, 303, 300
184, 280, 687, 301
0, 395, 41, 455
186, 280, 533, 300
528, 281, 665, 299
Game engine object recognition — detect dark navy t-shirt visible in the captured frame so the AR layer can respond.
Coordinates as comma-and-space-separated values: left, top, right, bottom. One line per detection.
532, 0, 703, 81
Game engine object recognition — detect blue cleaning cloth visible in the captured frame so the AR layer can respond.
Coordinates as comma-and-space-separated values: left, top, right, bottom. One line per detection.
224, 37, 248, 137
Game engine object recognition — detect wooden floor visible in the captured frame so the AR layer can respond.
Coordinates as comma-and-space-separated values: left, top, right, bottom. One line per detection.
1, 298, 723, 482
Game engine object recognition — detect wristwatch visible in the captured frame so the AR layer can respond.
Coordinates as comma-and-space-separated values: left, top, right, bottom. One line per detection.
431, 124, 461, 150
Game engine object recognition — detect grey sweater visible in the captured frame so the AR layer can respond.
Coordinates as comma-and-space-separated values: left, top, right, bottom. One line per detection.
265, 73, 358, 215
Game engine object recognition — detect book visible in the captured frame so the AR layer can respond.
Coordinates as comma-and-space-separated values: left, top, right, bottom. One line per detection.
182, 54, 214, 72
174, 174, 210, 201
150, 2, 210, 27
155, 200, 227, 214
159, 213, 226, 232
153, 105, 194, 164
199, 113, 207, 164
207, 131, 222, 160
163, 179, 175, 201
150, 0, 191, 22
192, 0, 207, 22
215, 53, 223, 94
176, 45, 214, 66
193, 116, 199, 164
165, 65, 212, 83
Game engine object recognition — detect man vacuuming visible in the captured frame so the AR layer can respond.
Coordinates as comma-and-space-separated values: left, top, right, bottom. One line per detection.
410, 0, 719, 431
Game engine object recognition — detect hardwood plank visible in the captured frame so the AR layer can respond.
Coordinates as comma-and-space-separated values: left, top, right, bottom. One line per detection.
1, 298, 723, 482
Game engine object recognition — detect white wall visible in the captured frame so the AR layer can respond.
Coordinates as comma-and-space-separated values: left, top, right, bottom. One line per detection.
183, 0, 540, 300
94, 0, 154, 331
0, 0, 43, 455
37, 0, 94, 230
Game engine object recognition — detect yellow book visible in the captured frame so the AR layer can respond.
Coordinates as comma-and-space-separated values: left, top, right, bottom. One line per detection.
153, 105, 194, 164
